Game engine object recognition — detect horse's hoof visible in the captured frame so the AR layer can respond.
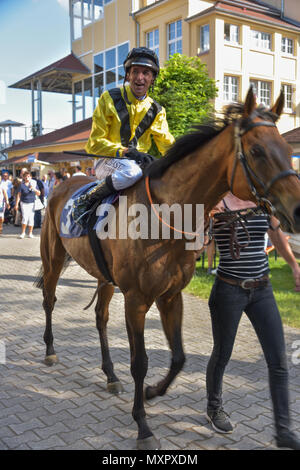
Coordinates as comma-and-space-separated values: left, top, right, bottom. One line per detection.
137, 436, 161, 450
107, 381, 124, 394
44, 354, 59, 366
145, 385, 157, 400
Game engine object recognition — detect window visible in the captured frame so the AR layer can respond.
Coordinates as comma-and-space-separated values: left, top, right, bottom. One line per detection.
72, 0, 82, 40
72, 42, 129, 122
199, 24, 210, 53
282, 84, 293, 111
167, 20, 182, 58
281, 37, 294, 55
250, 80, 272, 107
73, 77, 94, 121
223, 76, 239, 102
146, 28, 159, 58
94, 42, 129, 100
251, 30, 271, 50
224, 24, 239, 44
71, 0, 106, 41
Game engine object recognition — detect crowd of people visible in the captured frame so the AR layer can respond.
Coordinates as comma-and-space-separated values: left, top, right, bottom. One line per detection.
0, 165, 94, 237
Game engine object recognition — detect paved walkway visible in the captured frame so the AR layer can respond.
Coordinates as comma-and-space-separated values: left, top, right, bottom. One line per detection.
0, 223, 300, 451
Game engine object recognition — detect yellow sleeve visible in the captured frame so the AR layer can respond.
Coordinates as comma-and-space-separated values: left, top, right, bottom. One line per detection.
150, 107, 175, 156
85, 92, 126, 157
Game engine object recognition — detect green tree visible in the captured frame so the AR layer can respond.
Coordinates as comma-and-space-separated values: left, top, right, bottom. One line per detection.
151, 53, 218, 139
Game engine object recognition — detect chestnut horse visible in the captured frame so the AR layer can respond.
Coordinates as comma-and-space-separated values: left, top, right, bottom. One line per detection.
36, 88, 300, 449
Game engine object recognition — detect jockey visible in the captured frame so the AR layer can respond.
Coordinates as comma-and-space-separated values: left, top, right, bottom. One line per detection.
81, 47, 175, 207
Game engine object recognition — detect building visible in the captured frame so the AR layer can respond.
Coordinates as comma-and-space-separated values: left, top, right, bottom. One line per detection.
4, 0, 300, 172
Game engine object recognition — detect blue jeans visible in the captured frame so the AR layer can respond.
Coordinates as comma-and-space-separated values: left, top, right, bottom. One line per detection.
206, 277, 290, 434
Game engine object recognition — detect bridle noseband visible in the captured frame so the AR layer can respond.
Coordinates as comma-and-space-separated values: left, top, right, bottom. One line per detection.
230, 114, 298, 214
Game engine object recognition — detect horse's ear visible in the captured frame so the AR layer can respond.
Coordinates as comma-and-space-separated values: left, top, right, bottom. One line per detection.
270, 89, 284, 121
243, 86, 256, 117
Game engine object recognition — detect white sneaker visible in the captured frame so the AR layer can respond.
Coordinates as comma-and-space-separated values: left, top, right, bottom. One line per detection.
19, 233, 25, 239
28, 234, 35, 239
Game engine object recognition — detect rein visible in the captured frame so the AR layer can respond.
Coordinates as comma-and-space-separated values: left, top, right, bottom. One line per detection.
145, 176, 200, 239
209, 206, 268, 259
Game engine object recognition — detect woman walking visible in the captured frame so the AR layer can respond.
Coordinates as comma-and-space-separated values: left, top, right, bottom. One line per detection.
206, 192, 300, 450
15, 171, 40, 239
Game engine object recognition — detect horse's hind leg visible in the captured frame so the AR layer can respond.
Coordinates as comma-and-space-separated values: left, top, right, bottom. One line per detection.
145, 291, 185, 400
41, 223, 67, 366
95, 282, 123, 394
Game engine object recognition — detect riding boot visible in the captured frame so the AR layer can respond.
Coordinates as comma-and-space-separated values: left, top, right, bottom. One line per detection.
73, 175, 115, 223
0, 219, 3, 235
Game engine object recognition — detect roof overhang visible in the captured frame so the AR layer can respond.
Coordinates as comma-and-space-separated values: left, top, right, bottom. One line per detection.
185, 2, 300, 33
9, 53, 90, 94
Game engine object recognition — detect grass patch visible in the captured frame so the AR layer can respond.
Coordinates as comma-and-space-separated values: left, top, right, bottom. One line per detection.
185, 252, 300, 329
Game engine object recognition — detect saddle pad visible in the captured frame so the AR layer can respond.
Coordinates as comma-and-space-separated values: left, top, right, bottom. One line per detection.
60, 182, 118, 238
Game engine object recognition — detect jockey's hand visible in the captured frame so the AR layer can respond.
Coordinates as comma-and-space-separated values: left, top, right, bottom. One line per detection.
124, 148, 156, 169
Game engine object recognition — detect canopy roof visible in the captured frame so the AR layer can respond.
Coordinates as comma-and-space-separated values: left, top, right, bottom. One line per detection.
9, 53, 90, 94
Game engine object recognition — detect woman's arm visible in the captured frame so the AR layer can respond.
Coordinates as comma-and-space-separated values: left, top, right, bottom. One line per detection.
268, 216, 300, 292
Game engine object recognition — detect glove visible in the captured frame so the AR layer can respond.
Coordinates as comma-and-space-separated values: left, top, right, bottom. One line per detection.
125, 148, 156, 169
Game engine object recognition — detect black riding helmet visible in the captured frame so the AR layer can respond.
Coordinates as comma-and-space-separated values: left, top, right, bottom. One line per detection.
123, 47, 160, 77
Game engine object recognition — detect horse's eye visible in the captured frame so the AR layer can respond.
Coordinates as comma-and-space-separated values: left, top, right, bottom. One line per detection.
249, 144, 266, 158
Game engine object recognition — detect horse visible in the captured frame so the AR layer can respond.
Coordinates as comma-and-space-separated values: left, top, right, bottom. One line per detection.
36, 87, 300, 450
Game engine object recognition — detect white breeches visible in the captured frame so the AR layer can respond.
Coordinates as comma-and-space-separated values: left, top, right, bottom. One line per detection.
20, 202, 35, 226
94, 158, 143, 191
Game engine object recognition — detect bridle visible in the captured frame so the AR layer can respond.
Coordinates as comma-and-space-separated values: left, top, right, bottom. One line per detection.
230, 113, 298, 214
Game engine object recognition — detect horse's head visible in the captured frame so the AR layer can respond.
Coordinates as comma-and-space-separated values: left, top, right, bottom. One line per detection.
229, 87, 300, 233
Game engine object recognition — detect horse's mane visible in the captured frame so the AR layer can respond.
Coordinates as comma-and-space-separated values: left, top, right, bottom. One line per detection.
147, 103, 277, 179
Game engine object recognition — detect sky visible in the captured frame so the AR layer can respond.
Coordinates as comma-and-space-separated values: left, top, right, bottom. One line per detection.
0, 0, 72, 144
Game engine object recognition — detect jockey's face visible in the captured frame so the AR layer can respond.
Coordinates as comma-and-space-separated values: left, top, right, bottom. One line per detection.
127, 65, 154, 98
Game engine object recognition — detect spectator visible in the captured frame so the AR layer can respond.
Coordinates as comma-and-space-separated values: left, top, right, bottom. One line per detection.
0, 184, 10, 235
61, 168, 70, 181
54, 172, 64, 188
41, 174, 49, 207
0, 170, 13, 200
15, 171, 40, 239
47, 170, 56, 196
31, 171, 44, 229
72, 165, 86, 176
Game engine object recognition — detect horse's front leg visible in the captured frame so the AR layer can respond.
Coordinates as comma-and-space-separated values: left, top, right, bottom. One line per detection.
145, 291, 185, 399
95, 282, 123, 394
124, 293, 160, 450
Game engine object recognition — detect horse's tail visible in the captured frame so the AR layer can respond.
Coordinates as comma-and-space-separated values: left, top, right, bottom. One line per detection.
34, 253, 73, 289
34, 266, 44, 289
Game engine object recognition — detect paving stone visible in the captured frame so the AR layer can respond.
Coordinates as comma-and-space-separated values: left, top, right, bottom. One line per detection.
1, 224, 300, 450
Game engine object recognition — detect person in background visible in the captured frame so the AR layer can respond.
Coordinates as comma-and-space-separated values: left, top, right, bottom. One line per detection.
31, 171, 44, 229
54, 172, 64, 188
205, 192, 300, 450
47, 170, 56, 197
61, 168, 71, 181
0, 170, 13, 201
0, 184, 10, 235
41, 174, 49, 208
72, 165, 86, 177
15, 171, 40, 239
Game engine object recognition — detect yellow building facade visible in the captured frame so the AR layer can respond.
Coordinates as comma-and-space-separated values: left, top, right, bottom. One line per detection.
69, 0, 300, 135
